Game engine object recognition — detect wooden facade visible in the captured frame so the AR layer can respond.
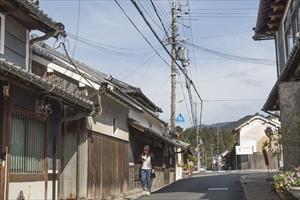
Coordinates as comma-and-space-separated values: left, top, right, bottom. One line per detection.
0, 2, 188, 199
0, 83, 61, 199
87, 132, 129, 199
239, 152, 279, 170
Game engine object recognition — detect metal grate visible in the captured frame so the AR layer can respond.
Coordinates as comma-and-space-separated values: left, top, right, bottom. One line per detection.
10, 113, 45, 174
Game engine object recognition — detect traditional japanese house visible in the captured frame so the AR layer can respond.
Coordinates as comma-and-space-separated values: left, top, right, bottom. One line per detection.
254, 0, 300, 169
232, 115, 281, 170
31, 42, 187, 199
0, 1, 100, 199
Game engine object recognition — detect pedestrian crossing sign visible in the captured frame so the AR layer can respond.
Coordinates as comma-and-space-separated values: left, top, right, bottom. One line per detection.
176, 113, 185, 123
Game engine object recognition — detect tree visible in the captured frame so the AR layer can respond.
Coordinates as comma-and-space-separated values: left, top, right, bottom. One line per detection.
181, 127, 237, 169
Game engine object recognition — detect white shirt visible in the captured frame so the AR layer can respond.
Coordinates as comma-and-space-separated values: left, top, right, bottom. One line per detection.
141, 155, 152, 170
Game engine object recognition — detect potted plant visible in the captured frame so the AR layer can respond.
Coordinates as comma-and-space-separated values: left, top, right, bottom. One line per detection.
273, 167, 300, 200
289, 177, 300, 199
289, 167, 300, 199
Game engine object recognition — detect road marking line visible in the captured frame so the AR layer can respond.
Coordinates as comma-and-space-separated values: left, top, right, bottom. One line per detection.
208, 188, 229, 191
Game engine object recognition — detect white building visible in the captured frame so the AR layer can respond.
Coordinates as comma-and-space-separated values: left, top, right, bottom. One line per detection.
233, 115, 281, 170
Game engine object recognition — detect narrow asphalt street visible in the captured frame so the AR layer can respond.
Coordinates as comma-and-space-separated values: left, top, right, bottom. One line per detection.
138, 171, 247, 200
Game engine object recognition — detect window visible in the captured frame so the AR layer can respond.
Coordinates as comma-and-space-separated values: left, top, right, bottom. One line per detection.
285, 25, 294, 55
276, 26, 286, 74
0, 12, 5, 54
283, 0, 300, 57
10, 113, 45, 174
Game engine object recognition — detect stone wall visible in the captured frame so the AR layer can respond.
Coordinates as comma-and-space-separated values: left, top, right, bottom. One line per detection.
279, 82, 300, 170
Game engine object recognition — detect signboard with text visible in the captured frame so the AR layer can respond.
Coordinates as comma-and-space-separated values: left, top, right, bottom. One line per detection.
235, 146, 253, 155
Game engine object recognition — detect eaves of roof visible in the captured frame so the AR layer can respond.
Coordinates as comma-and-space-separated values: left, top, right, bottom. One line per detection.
253, 0, 287, 41
5, 0, 65, 35
33, 44, 149, 114
233, 115, 281, 132
0, 59, 95, 111
110, 78, 163, 113
33, 43, 166, 123
128, 119, 186, 148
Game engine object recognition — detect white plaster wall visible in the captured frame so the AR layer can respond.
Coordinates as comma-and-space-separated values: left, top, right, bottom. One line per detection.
9, 181, 45, 200
87, 95, 129, 141
239, 120, 278, 152
129, 109, 166, 135
47, 180, 58, 200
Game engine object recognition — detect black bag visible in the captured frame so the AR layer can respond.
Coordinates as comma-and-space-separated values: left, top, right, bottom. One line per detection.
151, 170, 156, 179
138, 167, 142, 180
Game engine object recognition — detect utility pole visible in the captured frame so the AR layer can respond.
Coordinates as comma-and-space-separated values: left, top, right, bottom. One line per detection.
170, 0, 177, 135
195, 103, 201, 172
217, 128, 220, 171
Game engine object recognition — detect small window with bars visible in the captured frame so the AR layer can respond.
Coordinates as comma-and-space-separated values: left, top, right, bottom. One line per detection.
10, 113, 46, 174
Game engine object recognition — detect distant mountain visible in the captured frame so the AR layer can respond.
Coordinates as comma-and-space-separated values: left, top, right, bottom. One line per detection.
200, 115, 255, 131
202, 122, 231, 129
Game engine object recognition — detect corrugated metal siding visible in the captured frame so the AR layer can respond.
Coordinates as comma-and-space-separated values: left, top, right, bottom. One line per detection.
10, 113, 45, 174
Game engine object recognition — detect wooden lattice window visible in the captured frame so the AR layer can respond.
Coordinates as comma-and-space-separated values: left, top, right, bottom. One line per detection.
10, 113, 45, 174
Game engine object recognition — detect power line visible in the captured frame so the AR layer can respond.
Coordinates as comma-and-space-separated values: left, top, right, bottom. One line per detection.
137, 1, 165, 33
121, 53, 157, 80
130, 0, 203, 103
72, 0, 81, 57
153, 0, 171, 26
114, 0, 171, 69
187, 42, 276, 65
190, 12, 257, 14
194, 30, 251, 40
178, 73, 193, 127
186, 0, 200, 100
67, 33, 153, 57
150, 0, 170, 40
61, 42, 96, 90
67, 32, 144, 51
190, 8, 258, 10
203, 98, 266, 102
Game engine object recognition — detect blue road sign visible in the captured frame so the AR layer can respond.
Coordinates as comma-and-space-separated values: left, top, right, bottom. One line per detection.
176, 113, 185, 123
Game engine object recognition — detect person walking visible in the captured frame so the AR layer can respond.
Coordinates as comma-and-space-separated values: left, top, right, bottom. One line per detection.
139, 145, 155, 196
187, 155, 194, 176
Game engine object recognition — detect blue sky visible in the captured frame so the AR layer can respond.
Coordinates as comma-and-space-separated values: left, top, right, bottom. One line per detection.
39, 0, 276, 127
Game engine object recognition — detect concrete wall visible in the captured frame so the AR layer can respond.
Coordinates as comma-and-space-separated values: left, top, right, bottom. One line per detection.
1, 16, 27, 67
87, 95, 129, 142
279, 82, 300, 170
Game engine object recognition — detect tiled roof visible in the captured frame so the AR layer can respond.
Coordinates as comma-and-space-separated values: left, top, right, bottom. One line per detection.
128, 119, 187, 148
0, 58, 96, 112
33, 43, 163, 113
